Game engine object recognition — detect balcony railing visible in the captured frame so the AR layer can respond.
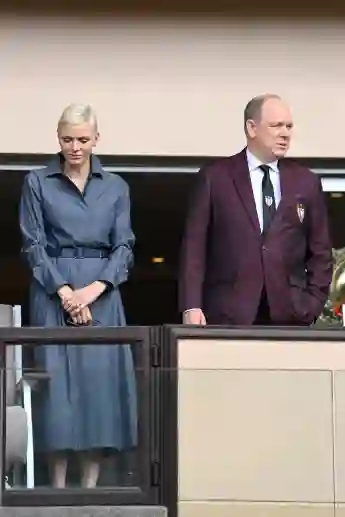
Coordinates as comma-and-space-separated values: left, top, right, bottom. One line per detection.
0, 325, 161, 508
2, 323, 345, 517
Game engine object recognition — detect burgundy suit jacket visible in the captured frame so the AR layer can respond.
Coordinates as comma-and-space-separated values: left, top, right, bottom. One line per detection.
179, 149, 333, 325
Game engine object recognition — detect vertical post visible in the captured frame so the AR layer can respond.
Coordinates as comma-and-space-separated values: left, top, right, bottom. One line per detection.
0, 342, 6, 503
13, 305, 35, 489
12, 306, 22, 386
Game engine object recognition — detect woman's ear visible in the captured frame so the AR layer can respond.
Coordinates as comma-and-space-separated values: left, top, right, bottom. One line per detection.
93, 132, 100, 147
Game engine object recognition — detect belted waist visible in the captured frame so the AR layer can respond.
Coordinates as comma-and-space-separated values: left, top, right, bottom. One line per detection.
47, 247, 110, 259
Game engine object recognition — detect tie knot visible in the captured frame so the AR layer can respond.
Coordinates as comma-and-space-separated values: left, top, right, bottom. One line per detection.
260, 164, 270, 176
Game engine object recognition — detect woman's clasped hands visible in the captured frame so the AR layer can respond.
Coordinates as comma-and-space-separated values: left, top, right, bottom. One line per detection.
58, 282, 107, 325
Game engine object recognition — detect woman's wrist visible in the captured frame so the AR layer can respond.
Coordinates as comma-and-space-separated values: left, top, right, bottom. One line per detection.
57, 285, 73, 300
92, 281, 107, 295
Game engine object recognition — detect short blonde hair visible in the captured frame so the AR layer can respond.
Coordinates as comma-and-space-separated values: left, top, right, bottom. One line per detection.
57, 103, 98, 133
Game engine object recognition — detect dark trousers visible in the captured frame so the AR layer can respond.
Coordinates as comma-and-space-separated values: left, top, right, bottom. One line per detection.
253, 290, 272, 325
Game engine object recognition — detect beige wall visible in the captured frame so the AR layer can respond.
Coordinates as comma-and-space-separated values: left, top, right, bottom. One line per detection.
1, 11, 345, 157
176, 336, 345, 517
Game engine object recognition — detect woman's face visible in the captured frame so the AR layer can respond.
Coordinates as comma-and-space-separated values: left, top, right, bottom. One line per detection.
57, 122, 99, 167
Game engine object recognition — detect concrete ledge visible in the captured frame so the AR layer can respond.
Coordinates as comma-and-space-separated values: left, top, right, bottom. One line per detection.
0, 507, 167, 517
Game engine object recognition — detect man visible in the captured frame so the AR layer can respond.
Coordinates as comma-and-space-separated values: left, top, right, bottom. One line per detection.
179, 94, 333, 326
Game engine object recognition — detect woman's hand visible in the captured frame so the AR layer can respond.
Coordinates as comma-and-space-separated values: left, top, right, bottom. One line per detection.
57, 285, 92, 324
70, 306, 93, 326
58, 285, 78, 313
61, 282, 107, 317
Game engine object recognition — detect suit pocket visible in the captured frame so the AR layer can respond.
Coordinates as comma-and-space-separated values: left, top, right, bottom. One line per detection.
289, 275, 314, 323
282, 201, 308, 232
289, 274, 307, 289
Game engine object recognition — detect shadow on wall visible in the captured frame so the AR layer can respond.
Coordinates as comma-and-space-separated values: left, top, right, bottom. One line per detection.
1, 0, 345, 16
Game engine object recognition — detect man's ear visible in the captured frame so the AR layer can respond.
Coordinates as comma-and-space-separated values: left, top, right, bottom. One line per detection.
245, 119, 256, 139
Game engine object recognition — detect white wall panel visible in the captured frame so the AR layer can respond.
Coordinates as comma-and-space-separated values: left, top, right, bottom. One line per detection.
0, 15, 344, 157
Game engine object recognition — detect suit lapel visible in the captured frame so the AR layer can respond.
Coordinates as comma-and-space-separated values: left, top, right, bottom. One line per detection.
278, 159, 295, 204
232, 150, 261, 234
272, 159, 294, 220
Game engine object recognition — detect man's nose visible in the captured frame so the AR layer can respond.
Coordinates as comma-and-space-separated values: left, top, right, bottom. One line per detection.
280, 126, 290, 137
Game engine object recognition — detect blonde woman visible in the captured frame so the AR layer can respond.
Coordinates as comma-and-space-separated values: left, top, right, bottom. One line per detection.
19, 104, 137, 488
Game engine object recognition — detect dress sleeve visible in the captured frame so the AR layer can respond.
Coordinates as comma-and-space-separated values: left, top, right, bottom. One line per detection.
19, 172, 68, 295
97, 178, 135, 289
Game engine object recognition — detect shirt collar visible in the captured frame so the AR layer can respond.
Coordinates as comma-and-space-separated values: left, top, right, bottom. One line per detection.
45, 153, 104, 178
246, 148, 279, 173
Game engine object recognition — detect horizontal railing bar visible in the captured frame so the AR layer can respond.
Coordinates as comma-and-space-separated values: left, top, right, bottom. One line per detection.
1, 325, 345, 344
164, 324, 345, 341
2, 486, 148, 507
0, 326, 149, 344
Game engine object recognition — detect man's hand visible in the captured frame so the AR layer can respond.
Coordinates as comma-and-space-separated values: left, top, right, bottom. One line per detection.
183, 308, 207, 325
61, 282, 107, 317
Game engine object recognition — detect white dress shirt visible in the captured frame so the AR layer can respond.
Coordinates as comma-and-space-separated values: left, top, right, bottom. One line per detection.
246, 149, 281, 233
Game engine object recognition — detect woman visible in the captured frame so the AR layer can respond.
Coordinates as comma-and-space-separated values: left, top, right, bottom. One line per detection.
19, 104, 137, 488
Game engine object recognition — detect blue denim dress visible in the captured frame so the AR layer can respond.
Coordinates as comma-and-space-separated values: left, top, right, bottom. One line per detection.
19, 154, 137, 453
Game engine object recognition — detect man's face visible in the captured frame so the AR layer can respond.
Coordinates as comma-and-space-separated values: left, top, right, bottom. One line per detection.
246, 98, 293, 161
57, 122, 99, 167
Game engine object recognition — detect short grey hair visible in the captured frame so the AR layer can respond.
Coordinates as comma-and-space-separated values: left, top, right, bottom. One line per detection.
244, 93, 281, 132
57, 103, 98, 132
